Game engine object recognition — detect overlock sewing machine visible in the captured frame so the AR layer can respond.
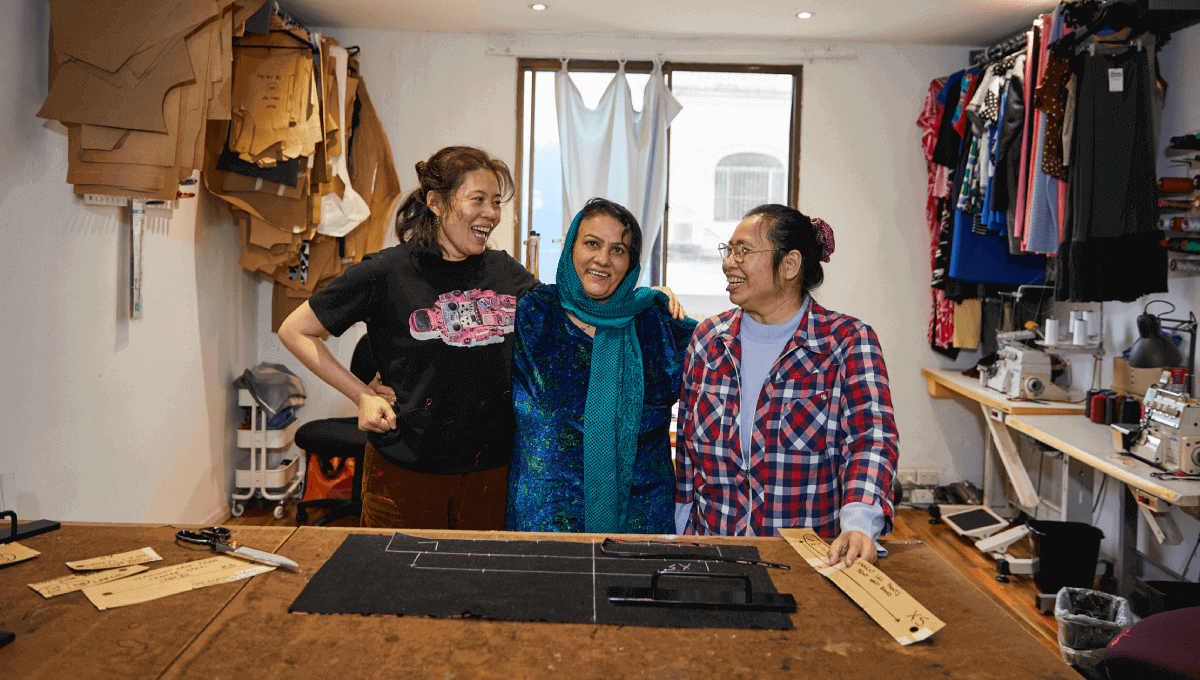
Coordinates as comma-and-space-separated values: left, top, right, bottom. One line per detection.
978, 330, 1072, 402
1113, 380, 1200, 475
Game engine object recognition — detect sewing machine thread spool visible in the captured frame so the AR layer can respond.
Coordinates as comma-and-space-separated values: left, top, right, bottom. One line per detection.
1118, 397, 1142, 424
1044, 318, 1060, 344
1073, 317, 1089, 345
1085, 388, 1104, 419
1104, 394, 1119, 425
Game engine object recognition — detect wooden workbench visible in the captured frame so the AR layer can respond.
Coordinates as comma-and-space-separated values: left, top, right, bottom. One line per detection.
1, 524, 1075, 679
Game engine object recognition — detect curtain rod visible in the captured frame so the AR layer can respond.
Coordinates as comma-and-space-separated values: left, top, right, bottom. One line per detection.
483, 46, 857, 63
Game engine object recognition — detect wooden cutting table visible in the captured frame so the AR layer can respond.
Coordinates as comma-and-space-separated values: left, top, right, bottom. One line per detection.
0, 523, 1075, 679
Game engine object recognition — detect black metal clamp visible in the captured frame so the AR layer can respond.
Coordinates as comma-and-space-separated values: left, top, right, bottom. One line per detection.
608, 569, 796, 613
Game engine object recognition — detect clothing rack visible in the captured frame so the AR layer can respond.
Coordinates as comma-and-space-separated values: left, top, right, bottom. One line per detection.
970, 31, 1029, 66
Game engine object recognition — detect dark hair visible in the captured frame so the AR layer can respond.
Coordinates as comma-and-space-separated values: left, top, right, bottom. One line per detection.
394, 146, 514, 246
744, 204, 825, 299
577, 197, 643, 265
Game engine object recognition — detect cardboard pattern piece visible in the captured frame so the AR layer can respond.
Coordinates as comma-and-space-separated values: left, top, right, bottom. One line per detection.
29, 565, 150, 599
66, 547, 163, 571
289, 532, 795, 630
779, 528, 945, 645
82, 556, 274, 611
0, 542, 40, 566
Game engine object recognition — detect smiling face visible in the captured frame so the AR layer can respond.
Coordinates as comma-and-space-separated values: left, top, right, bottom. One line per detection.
572, 214, 633, 303
429, 168, 502, 261
723, 215, 803, 324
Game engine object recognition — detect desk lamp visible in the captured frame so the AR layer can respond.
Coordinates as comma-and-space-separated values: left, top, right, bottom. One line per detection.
1128, 300, 1197, 395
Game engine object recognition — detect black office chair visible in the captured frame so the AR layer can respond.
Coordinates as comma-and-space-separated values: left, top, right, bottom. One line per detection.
295, 335, 375, 526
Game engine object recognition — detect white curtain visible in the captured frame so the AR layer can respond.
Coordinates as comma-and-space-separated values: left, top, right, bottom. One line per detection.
555, 58, 681, 283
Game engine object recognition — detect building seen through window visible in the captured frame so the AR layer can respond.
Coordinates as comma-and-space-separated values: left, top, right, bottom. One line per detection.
713, 152, 785, 222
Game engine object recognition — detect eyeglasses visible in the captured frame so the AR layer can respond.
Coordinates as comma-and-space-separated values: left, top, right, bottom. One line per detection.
717, 243, 779, 262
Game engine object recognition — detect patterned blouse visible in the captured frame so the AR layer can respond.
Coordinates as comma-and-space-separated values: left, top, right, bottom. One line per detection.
506, 286, 697, 533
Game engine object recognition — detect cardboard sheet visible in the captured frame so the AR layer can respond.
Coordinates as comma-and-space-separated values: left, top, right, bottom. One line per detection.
208, 6, 236, 119
0, 542, 40, 566
48, 0, 188, 73
76, 87, 182, 167
79, 125, 130, 151
29, 565, 149, 599
289, 533, 794, 630
779, 528, 945, 646
82, 556, 273, 610
346, 77, 402, 259
271, 280, 308, 332
229, 30, 321, 163
38, 37, 196, 132
66, 547, 163, 571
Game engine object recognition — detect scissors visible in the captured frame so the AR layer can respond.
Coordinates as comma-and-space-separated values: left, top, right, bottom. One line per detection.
175, 527, 298, 569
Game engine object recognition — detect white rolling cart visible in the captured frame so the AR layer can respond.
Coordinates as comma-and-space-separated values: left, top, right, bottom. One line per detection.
231, 388, 305, 519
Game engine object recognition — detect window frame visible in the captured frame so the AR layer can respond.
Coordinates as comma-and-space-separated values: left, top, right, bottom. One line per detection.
512, 59, 803, 286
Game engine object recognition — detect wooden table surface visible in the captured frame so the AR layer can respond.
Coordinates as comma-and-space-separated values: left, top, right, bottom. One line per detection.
1, 524, 1075, 679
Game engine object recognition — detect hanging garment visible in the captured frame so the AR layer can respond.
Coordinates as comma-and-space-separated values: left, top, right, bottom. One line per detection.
992, 55, 1027, 252
931, 71, 967, 168
1058, 35, 1166, 302
1012, 24, 1042, 241
1024, 12, 1062, 255
918, 77, 956, 351
555, 59, 681, 283
316, 44, 370, 237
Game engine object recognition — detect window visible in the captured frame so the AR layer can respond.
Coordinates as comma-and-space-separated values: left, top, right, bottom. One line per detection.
713, 153, 786, 222
515, 61, 801, 319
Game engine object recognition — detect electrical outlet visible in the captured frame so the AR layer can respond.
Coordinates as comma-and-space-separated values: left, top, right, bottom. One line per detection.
911, 489, 935, 505
897, 469, 919, 487
917, 469, 939, 487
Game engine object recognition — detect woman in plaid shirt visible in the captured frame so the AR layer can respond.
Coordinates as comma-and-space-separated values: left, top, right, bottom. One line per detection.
675, 205, 899, 567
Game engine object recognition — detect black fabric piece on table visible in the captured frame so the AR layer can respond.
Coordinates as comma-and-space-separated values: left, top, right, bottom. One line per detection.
289, 533, 794, 630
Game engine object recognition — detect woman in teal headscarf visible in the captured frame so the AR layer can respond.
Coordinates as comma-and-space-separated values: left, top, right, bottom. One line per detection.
506, 198, 697, 533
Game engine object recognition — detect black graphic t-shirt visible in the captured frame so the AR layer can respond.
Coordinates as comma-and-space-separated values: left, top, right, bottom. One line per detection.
308, 240, 540, 474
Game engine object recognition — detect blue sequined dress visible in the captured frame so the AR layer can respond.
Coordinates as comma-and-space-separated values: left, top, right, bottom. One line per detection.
506, 285, 697, 533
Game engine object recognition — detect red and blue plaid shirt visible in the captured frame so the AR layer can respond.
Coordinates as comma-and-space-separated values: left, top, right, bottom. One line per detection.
675, 299, 898, 537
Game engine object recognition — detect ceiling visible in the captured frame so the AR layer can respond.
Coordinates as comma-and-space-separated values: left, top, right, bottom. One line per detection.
280, 0, 1058, 47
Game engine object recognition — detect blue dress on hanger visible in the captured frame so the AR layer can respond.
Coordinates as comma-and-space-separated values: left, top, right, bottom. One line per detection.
505, 286, 695, 533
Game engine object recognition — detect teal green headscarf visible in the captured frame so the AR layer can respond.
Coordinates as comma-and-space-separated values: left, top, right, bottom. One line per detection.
557, 207, 665, 533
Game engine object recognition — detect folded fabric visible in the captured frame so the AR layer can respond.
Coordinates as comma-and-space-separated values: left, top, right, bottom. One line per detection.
233, 362, 306, 417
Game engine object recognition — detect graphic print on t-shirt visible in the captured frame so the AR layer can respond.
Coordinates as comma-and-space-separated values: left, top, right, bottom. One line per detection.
408, 289, 517, 347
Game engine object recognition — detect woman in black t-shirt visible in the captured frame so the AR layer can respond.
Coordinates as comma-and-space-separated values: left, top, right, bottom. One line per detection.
279, 146, 540, 529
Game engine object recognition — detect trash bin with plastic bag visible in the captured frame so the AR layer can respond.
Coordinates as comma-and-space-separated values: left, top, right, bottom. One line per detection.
1055, 587, 1137, 672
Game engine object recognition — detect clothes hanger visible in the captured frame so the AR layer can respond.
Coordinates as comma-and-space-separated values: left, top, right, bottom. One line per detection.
233, 27, 315, 52
1052, 0, 1144, 56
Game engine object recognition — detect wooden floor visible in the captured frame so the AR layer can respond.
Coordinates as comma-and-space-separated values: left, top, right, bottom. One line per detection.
225, 499, 1061, 655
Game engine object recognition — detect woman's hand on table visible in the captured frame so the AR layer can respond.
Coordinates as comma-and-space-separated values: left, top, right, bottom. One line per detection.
826, 530, 877, 568
651, 286, 688, 320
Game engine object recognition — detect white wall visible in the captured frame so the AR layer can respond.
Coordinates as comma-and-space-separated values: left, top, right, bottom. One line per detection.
266, 28, 978, 495
0, 0, 257, 524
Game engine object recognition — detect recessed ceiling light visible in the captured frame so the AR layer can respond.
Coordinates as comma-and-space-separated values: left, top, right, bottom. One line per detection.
797, 12, 813, 19
530, 3, 547, 9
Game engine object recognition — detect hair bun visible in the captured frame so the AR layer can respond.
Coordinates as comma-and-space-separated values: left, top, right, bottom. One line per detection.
811, 217, 835, 263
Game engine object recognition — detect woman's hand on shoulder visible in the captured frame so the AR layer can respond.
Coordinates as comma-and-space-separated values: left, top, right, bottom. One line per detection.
650, 286, 688, 321
357, 392, 397, 433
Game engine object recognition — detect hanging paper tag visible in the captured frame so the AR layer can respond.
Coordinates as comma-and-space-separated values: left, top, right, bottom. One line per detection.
1108, 68, 1124, 92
